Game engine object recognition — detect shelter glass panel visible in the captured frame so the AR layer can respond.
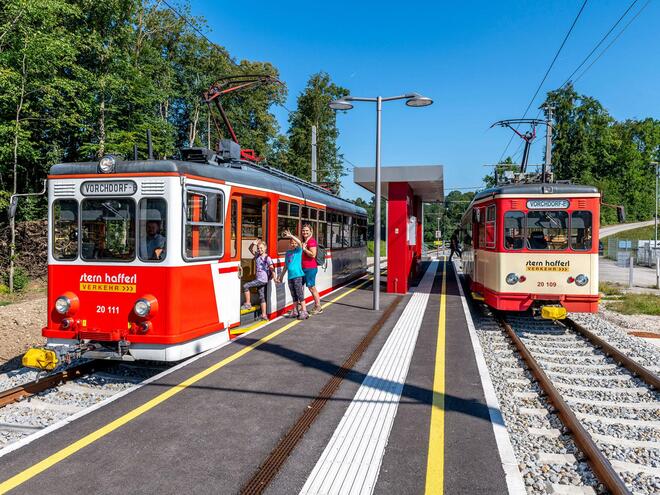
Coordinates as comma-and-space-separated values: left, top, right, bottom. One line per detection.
53, 199, 78, 260
527, 211, 568, 250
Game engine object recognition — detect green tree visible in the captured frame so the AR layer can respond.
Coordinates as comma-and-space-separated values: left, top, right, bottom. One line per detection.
482, 157, 518, 188
285, 72, 349, 187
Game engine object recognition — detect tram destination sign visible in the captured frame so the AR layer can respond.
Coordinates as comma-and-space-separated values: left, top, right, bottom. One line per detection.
526, 199, 569, 209
81, 180, 137, 196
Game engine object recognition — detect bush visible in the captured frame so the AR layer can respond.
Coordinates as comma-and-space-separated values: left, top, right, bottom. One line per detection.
2, 266, 30, 292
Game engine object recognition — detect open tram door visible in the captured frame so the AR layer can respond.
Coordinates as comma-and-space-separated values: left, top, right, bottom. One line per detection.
230, 194, 270, 329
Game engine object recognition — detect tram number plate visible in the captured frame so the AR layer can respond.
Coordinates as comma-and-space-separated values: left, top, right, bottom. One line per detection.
96, 305, 120, 314
537, 281, 558, 287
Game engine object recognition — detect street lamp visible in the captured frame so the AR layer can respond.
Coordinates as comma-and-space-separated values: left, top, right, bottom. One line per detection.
329, 93, 433, 310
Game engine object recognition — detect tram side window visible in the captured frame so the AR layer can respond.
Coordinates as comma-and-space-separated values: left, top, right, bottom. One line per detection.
478, 209, 486, 248
331, 213, 343, 250
342, 216, 351, 248
278, 201, 300, 253
185, 188, 224, 259
570, 211, 592, 251
81, 199, 135, 261
53, 199, 78, 260
317, 211, 328, 248
527, 211, 568, 250
138, 198, 166, 261
504, 211, 524, 250
485, 205, 496, 248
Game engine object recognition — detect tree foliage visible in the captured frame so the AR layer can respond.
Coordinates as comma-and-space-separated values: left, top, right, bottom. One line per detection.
544, 84, 659, 224
284, 72, 349, 188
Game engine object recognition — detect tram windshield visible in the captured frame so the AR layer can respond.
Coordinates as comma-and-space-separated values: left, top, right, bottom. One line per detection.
53, 199, 79, 260
81, 199, 135, 260
526, 211, 568, 250
570, 211, 592, 250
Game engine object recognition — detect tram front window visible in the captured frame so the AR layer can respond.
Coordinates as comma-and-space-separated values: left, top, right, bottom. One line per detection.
139, 198, 167, 261
527, 211, 568, 250
53, 199, 79, 260
81, 199, 135, 261
504, 211, 524, 250
570, 211, 592, 251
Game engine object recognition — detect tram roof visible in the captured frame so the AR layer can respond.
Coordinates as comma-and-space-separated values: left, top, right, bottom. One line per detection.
49, 159, 366, 216
472, 183, 599, 202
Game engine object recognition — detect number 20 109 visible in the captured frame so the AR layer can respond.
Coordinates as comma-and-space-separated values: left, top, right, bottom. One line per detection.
96, 305, 120, 314
537, 281, 557, 287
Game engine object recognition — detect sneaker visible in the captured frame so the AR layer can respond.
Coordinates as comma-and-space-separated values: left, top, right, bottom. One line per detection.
259, 315, 269, 321
297, 311, 309, 320
310, 305, 323, 315
286, 310, 299, 318
241, 303, 253, 311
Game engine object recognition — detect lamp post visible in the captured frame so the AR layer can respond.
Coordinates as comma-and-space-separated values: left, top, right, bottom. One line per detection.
329, 93, 433, 310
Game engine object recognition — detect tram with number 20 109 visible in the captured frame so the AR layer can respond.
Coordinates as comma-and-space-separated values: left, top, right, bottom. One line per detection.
460, 183, 600, 319
30, 142, 367, 367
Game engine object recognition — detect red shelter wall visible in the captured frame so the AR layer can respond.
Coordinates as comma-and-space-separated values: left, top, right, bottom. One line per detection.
387, 182, 422, 294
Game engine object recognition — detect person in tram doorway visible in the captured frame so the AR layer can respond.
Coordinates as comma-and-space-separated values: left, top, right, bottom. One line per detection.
449, 229, 462, 261
140, 211, 166, 260
301, 223, 323, 315
275, 230, 309, 320
241, 240, 274, 321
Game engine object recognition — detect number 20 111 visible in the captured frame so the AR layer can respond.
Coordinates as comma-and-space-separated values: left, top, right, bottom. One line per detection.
96, 305, 120, 314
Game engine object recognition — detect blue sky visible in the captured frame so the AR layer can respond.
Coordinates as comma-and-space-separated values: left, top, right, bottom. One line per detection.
193, 0, 659, 200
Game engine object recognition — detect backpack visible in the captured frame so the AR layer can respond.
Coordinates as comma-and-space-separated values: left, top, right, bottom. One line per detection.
315, 244, 326, 267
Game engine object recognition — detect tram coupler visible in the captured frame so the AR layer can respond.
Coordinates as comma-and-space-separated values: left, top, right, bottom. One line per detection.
540, 305, 567, 320
22, 343, 88, 371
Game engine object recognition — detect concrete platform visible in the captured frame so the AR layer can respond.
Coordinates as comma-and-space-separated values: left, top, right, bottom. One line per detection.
0, 261, 515, 495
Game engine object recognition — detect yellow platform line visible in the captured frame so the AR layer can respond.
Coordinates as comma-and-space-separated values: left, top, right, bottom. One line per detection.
424, 257, 447, 495
0, 278, 371, 494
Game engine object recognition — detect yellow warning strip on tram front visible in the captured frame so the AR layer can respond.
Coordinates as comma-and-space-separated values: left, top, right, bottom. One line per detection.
0, 278, 371, 494
424, 257, 447, 495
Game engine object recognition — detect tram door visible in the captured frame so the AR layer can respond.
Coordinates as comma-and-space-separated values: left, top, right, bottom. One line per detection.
236, 195, 269, 318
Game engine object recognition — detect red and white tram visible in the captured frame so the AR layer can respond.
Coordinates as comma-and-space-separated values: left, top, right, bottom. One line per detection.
33, 144, 367, 366
460, 183, 600, 318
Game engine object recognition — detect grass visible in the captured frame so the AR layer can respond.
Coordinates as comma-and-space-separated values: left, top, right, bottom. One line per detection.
0, 279, 47, 307
606, 224, 657, 241
366, 240, 386, 257
608, 293, 660, 316
599, 281, 624, 296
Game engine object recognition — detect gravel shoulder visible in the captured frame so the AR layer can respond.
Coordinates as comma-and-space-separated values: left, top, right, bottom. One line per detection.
0, 296, 46, 371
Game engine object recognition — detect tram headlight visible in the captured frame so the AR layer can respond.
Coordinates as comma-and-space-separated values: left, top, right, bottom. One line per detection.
575, 274, 589, 287
505, 273, 519, 285
54, 292, 79, 316
55, 296, 71, 315
134, 299, 151, 317
98, 155, 116, 174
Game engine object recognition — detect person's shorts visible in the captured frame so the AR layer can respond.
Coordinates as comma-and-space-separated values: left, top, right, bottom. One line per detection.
287, 276, 305, 302
243, 279, 268, 303
303, 268, 318, 288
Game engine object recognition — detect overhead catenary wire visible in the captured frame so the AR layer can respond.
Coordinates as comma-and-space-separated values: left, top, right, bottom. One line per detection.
497, 0, 589, 163
573, 0, 651, 84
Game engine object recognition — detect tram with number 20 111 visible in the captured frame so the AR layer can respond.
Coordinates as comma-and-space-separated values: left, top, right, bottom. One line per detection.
27, 141, 367, 368
460, 183, 600, 319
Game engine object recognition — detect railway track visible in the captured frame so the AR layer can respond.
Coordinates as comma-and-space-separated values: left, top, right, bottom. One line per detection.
495, 313, 660, 495
0, 361, 167, 451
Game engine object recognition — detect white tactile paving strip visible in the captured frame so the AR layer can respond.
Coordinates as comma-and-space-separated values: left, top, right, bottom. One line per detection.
299, 262, 438, 495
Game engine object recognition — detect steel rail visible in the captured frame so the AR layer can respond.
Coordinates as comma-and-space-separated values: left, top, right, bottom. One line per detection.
496, 313, 632, 495
0, 360, 108, 409
564, 317, 660, 390
240, 295, 404, 495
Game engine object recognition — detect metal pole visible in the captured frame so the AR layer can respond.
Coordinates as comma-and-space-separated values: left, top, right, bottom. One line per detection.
629, 255, 634, 288
655, 162, 658, 288
373, 96, 382, 310
544, 105, 553, 182
311, 125, 318, 183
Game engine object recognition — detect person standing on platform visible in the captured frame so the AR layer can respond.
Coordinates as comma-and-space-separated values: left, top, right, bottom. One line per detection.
241, 239, 274, 321
301, 223, 323, 314
449, 229, 462, 261
275, 230, 309, 320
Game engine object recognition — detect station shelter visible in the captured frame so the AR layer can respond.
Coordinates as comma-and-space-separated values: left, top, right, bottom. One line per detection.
354, 165, 444, 294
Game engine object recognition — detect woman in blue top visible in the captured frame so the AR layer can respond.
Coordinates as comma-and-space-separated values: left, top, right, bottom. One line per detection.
275, 230, 309, 320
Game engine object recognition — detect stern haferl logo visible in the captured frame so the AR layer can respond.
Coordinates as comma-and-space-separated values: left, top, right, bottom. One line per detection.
79, 272, 137, 293
525, 260, 570, 272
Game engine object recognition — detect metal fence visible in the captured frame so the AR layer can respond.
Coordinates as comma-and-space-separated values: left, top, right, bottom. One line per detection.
606, 238, 659, 268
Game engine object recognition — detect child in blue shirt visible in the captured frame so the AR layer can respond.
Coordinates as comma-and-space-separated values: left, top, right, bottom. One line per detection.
275, 230, 308, 320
